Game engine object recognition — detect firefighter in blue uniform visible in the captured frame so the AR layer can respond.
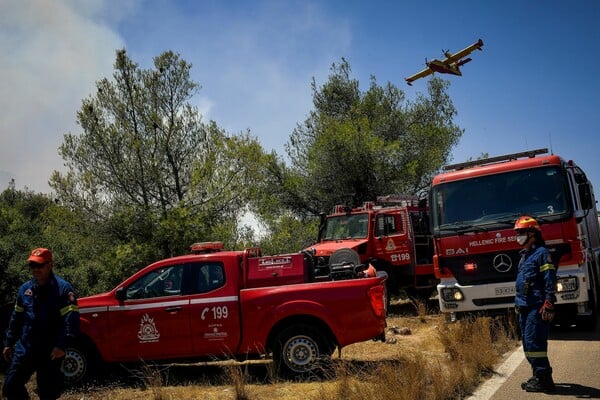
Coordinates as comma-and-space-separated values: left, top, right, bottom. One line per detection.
2, 248, 79, 400
514, 216, 556, 393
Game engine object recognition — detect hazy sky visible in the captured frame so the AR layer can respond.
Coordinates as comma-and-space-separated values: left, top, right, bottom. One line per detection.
2, 0, 599, 198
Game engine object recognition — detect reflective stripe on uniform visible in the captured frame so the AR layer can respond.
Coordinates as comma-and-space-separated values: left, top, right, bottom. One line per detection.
60, 304, 79, 316
14, 304, 24, 313
540, 263, 555, 272
525, 351, 548, 358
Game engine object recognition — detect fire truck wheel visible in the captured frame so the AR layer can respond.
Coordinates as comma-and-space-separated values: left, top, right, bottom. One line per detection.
272, 324, 335, 379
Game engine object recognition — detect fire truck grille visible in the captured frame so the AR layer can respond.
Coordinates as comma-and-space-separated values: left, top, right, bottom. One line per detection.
442, 243, 570, 286
443, 251, 522, 286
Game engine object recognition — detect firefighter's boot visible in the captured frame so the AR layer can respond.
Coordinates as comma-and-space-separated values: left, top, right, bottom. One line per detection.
520, 375, 536, 389
522, 370, 555, 392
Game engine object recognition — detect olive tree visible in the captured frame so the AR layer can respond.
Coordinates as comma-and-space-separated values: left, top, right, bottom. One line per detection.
51, 50, 268, 267
278, 58, 463, 214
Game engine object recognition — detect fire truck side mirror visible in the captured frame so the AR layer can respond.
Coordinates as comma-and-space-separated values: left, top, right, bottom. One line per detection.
318, 213, 327, 241
578, 183, 594, 210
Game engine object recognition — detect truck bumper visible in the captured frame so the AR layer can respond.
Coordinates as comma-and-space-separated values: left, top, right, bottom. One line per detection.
437, 264, 590, 316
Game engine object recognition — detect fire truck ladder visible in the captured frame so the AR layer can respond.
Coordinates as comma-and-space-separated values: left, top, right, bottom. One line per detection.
443, 148, 548, 171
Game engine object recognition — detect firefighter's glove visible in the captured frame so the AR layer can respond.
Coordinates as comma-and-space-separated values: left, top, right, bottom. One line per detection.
2, 346, 12, 362
539, 300, 555, 322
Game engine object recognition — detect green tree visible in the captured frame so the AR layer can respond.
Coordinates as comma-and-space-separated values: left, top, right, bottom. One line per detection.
0, 187, 53, 304
0, 184, 118, 300
51, 50, 269, 266
41, 203, 118, 297
279, 58, 463, 215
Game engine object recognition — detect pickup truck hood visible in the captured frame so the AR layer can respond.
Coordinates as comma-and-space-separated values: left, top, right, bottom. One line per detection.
78, 291, 118, 309
306, 239, 368, 257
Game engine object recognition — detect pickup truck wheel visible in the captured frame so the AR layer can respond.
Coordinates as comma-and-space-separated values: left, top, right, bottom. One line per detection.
272, 324, 335, 379
62, 341, 98, 386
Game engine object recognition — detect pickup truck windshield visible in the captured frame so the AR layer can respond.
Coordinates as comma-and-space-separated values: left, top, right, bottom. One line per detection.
431, 166, 570, 234
323, 213, 369, 240
126, 264, 185, 299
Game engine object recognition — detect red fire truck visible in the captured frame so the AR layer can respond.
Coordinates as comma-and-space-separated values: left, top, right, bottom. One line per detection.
304, 195, 436, 297
63, 243, 387, 384
430, 148, 600, 328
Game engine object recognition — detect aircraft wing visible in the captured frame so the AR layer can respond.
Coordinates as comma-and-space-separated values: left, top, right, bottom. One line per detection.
404, 67, 434, 86
443, 38, 484, 63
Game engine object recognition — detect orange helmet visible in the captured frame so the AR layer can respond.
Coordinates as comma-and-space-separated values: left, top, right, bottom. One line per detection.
514, 215, 540, 232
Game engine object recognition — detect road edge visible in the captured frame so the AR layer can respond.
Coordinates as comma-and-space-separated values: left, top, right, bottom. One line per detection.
465, 345, 524, 400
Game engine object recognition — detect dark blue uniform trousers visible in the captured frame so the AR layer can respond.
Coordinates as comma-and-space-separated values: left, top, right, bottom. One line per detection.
2, 343, 64, 400
518, 306, 552, 374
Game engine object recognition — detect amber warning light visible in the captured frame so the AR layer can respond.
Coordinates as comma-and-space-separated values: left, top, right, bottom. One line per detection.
190, 242, 224, 254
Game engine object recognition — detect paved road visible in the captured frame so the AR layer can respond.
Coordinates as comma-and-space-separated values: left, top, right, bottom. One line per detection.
470, 319, 600, 399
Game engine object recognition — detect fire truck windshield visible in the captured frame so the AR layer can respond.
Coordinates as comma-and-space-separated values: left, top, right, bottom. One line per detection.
323, 213, 369, 240
431, 166, 571, 234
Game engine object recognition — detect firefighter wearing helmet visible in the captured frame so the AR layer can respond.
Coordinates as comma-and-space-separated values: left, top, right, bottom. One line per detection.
513, 215, 557, 392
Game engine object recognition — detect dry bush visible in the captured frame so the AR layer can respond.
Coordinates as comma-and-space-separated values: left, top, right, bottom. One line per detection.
410, 298, 430, 322
222, 364, 251, 400
311, 352, 471, 400
308, 315, 517, 400
133, 363, 170, 400
437, 317, 498, 371
434, 315, 519, 398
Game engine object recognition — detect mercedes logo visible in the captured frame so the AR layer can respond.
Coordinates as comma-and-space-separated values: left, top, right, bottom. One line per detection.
493, 253, 512, 273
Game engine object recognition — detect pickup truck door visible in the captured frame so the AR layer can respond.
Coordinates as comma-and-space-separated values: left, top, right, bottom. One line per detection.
108, 263, 192, 360
188, 261, 241, 357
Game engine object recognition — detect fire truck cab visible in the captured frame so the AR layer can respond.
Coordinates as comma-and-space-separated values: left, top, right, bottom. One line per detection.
304, 195, 436, 297
430, 148, 600, 328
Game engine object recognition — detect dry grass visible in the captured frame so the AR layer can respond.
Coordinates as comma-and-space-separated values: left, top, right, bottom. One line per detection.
223, 364, 251, 400
306, 314, 518, 400
9, 313, 517, 400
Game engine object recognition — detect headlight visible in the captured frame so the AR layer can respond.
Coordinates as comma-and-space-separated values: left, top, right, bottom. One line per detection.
441, 287, 464, 302
556, 276, 578, 292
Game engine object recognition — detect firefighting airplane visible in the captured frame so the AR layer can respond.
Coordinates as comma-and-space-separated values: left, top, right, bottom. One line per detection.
405, 38, 484, 86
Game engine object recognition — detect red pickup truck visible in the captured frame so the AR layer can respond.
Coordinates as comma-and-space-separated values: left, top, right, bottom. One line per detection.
63, 242, 387, 383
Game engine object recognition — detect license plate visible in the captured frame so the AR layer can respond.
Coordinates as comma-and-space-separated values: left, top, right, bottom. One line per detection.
495, 286, 515, 296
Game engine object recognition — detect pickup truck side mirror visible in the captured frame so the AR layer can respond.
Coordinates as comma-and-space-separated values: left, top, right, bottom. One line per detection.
115, 287, 126, 302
